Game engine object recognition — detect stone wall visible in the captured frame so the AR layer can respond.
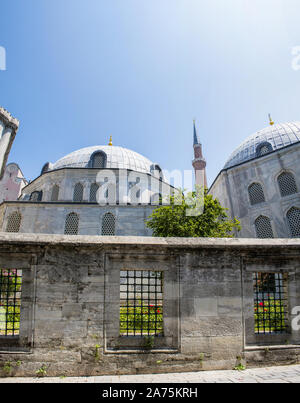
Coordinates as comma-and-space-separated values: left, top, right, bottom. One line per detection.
0, 234, 299, 377
0, 203, 155, 236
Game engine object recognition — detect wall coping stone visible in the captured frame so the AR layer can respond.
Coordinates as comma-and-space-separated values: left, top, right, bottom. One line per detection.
0, 232, 299, 250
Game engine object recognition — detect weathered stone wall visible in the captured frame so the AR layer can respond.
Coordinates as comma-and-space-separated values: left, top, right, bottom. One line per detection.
0, 203, 155, 236
0, 234, 299, 377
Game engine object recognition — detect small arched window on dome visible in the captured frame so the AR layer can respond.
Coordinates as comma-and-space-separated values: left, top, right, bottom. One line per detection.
277, 172, 298, 197
150, 164, 163, 180
51, 185, 60, 202
41, 163, 50, 175
101, 212, 116, 235
91, 151, 107, 169
248, 183, 265, 206
30, 191, 43, 202
64, 212, 79, 235
73, 183, 84, 202
254, 215, 274, 239
287, 207, 300, 238
90, 183, 99, 203
6, 211, 22, 233
256, 142, 273, 158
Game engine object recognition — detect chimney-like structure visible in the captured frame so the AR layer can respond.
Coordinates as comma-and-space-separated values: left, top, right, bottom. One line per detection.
0, 107, 19, 180
192, 120, 207, 189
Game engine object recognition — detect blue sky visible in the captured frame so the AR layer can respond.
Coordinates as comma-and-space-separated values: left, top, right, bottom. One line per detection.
1, 0, 300, 186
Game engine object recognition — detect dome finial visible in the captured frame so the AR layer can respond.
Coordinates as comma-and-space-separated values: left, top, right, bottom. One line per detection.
269, 114, 275, 126
108, 135, 113, 146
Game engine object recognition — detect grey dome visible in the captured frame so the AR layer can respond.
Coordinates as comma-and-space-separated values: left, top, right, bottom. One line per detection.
49, 145, 159, 175
224, 121, 300, 169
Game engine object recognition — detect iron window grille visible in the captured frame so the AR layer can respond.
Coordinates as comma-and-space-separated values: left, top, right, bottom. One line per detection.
92, 152, 106, 168
73, 183, 84, 202
278, 172, 298, 197
248, 183, 265, 206
64, 212, 79, 235
120, 270, 164, 337
287, 207, 300, 238
90, 183, 99, 203
30, 191, 43, 202
0, 269, 22, 337
255, 215, 274, 238
101, 212, 116, 235
253, 272, 288, 335
6, 211, 22, 233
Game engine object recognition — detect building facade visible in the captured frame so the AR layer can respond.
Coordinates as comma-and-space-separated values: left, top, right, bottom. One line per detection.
0, 143, 175, 236
0, 163, 28, 203
210, 121, 300, 238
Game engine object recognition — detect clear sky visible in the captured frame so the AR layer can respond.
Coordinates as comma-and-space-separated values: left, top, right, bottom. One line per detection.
1, 0, 300, 186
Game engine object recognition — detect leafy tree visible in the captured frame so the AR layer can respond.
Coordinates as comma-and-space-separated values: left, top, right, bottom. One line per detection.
146, 189, 241, 238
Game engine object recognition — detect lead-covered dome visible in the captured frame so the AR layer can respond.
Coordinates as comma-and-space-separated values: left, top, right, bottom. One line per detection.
224, 122, 300, 169
44, 145, 162, 176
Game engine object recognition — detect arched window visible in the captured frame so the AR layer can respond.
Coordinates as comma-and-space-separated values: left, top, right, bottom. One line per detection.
278, 172, 298, 197
255, 216, 274, 239
101, 212, 116, 236
287, 207, 300, 238
41, 163, 50, 175
30, 191, 43, 202
73, 183, 83, 202
51, 185, 59, 202
91, 152, 106, 168
64, 212, 79, 235
256, 142, 273, 157
248, 183, 265, 205
90, 183, 99, 203
6, 211, 22, 233
151, 164, 163, 180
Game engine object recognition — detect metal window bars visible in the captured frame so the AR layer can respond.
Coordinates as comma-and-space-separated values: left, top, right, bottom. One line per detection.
253, 272, 288, 334
0, 269, 22, 336
120, 270, 163, 337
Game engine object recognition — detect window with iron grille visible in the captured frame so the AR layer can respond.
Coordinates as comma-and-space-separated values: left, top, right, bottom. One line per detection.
90, 183, 99, 203
120, 270, 163, 337
0, 269, 22, 336
101, 212, 116, 235
6, 211, 22, 233
64, 212, 79, 235
30, 191, 43, 202
253, 272, 288, 334
287, 207, 300, 238
51, 185, 59, 202
255, 215, 274, 238
92, 152, 106, 168
278, 172, 298, 197
73, 183, 83, 202
256, 142, 273, 157
248, 183, 265, 205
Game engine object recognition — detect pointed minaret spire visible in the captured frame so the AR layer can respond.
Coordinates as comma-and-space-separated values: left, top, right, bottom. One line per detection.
192, 120, 208, 189
193, 119, 201, 145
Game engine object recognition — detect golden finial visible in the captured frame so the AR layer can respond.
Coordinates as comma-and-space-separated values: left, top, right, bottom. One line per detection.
269, 114, 274, 126
108, 135, 113, 146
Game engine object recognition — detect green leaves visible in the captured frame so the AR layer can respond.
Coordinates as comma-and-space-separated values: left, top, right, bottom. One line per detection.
146, 189, 241, 238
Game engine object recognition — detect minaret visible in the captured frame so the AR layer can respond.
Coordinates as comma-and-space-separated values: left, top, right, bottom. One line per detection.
0, 107, 19, 180
192, 120, 207, 189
